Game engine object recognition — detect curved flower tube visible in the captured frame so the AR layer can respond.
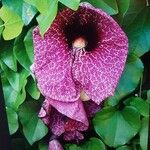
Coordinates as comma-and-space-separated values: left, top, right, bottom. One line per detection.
32, 2, 128, 146
39, 99, 100, 141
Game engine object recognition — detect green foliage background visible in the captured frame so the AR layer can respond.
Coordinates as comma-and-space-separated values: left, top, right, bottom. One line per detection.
0, 0, 149, 149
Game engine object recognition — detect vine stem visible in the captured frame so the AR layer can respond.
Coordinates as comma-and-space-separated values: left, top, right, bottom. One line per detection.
139, 74, 143, 98
146, 0, 149, 6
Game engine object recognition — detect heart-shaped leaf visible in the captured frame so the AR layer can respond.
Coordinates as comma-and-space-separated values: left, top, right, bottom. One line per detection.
0, 6, 24, 40
93, 106, 141, 148
2, 74, 27, 110
2, 63, 29, 92
125, 7, 150, 57
18, 101, 48, 145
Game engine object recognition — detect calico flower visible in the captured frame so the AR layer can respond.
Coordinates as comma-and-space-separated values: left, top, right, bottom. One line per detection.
32, 2, 128, 147
39, 99, 100, 141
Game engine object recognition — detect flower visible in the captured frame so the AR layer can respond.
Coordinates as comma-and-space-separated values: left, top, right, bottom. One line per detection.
39, 99, 100, 142
32, 2, 128, 147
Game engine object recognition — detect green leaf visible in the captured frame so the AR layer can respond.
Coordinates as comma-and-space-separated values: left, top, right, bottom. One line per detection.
140, 117, 149, 150
125, 7, 150, 57
122, 0, 145, 26
107, 55, 144, 106
0, 6, 24, 40
6, 107, 19, 135
37, 0, 58, 36
25, 0, 58, 35
13, 34, 32, 71
18, 101, 48, 145
125, 97, 149, 117
2, 0, 37, 25
1, 63, 29, 92
24, 0, 50, 14
24, 28, 34, 63
85, 0, 118, 15
59, 0, 80, 10
116, 0, 130, 24
66, 138, 106, 150
93, 106, 141, 147
38, 141, 48, 150
0, 19, 4, 36
2, 0, 23, 16
82, 138, 106, 150
65, 144, 79, 150
2, 74, 27, 110
0, 42, 17, 71
22, 2, 37, 25
116, 145, 132, 150
26, 77, 40, 100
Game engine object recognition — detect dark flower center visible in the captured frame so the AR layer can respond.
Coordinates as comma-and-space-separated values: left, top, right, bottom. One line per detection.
64, 17, 99, 52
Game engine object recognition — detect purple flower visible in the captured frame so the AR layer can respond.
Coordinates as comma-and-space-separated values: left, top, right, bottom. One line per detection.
32, 2, 128, 146
39, 99, 100, 142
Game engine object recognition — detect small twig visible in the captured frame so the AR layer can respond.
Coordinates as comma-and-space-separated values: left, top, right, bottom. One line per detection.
139, 75, 143, 97
146, 0, 150, 6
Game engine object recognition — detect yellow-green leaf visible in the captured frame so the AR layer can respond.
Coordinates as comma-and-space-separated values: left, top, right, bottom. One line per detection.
0, 6, 24, 40
36, 0, 58, 36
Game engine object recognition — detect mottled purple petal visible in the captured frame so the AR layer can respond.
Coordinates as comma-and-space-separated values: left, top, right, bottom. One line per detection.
63, 131, 84, 141
48, 139, 63, 150
48, 98, 89, 127
64, 119, 88, 132
71, 3, 128, 104
32, 26, 79, 102
39, 100, 65, 135
50, 109, 66, 136
39, 99, 88, 137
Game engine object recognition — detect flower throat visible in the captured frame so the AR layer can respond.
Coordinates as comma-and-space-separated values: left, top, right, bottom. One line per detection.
72, 37, 88, 60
